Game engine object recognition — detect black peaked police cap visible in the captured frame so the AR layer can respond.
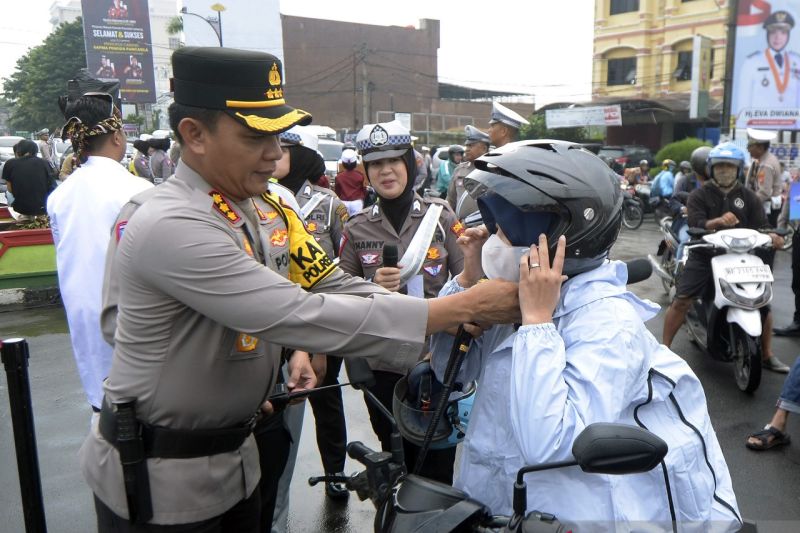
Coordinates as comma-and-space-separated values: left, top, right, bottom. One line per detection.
170, 47, 312, 134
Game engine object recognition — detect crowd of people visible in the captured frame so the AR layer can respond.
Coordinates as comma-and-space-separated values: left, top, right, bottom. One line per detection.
17, 44, 799, 533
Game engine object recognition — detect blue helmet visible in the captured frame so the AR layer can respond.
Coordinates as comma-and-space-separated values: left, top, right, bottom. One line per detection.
393, 361, 476, 449
707, 142, 745, 182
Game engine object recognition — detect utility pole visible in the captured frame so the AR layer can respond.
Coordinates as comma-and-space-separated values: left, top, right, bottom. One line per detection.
360, 43, 369, 126
721, 0, 739, 137
352, 48, 358, 131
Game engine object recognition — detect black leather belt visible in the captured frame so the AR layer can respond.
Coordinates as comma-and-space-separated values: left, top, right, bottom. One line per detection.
99, 401, 254, 459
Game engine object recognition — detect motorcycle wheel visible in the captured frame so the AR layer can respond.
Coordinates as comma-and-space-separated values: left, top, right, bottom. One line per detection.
731, 324, 762, 393
622, 202, 644, 230
660, 249, 674, 294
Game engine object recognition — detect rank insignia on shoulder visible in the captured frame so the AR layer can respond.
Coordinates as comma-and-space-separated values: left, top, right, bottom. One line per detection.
115, 221, 127, 243
413, 200, 421, 212
451, 221, 465, 237
423, 264, 443, 277
266, 211, 279, 221
372, 205, 380, 217
336, 203, 349, 223
210, 191, 241, 224
243, 238, 254, 257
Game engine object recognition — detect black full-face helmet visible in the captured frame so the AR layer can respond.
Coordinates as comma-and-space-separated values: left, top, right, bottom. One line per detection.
465, 139, 623, 259
690, 146, 712, 180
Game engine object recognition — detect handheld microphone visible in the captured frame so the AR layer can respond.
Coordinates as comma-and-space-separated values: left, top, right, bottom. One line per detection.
382, 244, 406, 294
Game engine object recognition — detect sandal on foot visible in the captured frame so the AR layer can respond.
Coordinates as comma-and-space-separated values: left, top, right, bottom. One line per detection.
746, 425, 791, 451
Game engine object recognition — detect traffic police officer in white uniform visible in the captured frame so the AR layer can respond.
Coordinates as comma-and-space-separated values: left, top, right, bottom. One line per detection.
85, 47, 520, 532
737, 10, 800, 118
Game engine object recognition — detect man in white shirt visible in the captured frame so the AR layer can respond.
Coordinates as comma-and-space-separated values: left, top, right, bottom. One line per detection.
47, 92, 152, 412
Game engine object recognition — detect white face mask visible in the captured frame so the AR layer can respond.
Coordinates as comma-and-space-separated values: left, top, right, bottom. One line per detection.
481, 234, 530, 281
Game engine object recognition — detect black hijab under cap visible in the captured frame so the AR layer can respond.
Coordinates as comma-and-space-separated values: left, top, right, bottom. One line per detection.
279, 145, 326, 195
366, 149, 418, 233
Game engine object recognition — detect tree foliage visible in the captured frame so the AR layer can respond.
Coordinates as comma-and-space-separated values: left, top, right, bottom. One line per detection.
3, 18, 87, 133
520, 113, 588, 143
654, 137, 711, 167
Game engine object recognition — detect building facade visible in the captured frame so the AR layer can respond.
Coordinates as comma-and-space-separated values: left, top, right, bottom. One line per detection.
587, 0, 729, 148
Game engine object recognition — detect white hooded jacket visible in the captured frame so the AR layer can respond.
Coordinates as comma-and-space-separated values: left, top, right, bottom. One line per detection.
431, 261, 741, 532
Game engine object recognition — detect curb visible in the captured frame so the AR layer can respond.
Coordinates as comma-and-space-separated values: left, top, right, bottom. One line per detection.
0, 286, 61, 311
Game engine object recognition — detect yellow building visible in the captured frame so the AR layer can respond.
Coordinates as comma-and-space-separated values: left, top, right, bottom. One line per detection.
552, 0, 731, 150
593, 0, 727, 99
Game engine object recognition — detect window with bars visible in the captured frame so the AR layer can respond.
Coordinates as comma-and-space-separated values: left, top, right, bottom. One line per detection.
673, 51, 693, 81
607, 57, 637, 86
610, 0, 639, 15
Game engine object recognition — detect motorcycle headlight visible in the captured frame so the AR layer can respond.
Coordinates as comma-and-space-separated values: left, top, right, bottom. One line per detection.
721, 234, 756, 253
719, 278, 772, 308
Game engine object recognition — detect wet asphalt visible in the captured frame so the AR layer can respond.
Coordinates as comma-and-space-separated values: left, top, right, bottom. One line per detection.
1, 218, 799, 532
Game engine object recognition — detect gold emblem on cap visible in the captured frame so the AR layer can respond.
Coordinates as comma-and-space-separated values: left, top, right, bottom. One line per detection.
777, 12, 787, 22
269, 63, 282, 87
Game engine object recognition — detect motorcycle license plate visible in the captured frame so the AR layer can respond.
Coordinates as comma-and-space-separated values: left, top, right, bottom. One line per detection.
723, 265, 773, 283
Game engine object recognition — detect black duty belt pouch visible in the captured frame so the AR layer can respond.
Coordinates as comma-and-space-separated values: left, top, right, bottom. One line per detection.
99, 401, 253, 460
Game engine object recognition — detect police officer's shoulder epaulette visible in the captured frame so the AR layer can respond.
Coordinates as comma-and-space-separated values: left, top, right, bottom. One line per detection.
312, 184, 338, 198
129, 186, 158, 207
346, 207, 371, 226
747, 50, 761, 59
209, 190, 244, 227
423, 196, 450, 208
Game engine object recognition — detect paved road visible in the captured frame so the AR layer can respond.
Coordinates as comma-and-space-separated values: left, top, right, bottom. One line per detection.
1, 219, 799, 532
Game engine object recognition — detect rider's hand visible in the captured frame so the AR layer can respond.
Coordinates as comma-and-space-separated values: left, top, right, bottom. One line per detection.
310, 354, 327, 383
456, 225, 489, 287
719, 212, 739, 228
519, 234, 568, 325
374, 266, 402, 292
770, 233, 785, 249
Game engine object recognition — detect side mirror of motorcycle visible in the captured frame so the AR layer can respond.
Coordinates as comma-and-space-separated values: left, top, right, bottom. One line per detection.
510, 423, 667, 521
571, 423, 668, 475
345, 357, 376, 390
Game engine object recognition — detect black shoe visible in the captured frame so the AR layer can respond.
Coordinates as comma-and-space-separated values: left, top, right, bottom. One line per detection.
325, 472, 349, 500
773, 321, 800, 337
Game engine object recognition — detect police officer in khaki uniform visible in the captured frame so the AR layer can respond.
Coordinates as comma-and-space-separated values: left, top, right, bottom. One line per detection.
745, 127, 784, 226
269, 124, 352, 509
446, 124, 490, 220
339, 120, 465, 483
87, 47, 519, 532
487, 101, 529, 148
273, 125, 348, 259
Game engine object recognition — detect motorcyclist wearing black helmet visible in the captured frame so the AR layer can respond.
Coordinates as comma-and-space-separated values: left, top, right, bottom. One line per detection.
428, 140, 741, 529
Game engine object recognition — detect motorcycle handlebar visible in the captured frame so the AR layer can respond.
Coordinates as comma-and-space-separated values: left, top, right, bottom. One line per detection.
347, 441, 375, 463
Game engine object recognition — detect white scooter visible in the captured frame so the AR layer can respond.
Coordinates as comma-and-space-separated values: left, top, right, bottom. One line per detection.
683, 227, 774, 392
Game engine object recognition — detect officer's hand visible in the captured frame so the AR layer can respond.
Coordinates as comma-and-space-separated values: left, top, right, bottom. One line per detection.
374, 266, 402, 292
770, 233, 785, 249
456, 225, 489, 287
466, 279, 521, 325
287, 350, 317, 395
519, 234, 568, 325
719, 212, 739, 227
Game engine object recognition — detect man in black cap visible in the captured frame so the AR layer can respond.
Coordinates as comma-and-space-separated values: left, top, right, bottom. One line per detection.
84, 47, 521, 532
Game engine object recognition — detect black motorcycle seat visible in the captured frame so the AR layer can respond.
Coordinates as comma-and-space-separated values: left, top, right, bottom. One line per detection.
395, 474, 471, 512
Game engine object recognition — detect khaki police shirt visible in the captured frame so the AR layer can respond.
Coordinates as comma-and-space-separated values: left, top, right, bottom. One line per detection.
84, 160, 428, 524
295, 180, 348, 258
746, 150, 783, 204
446, 161, 479, 220
338, 195, 464, 374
